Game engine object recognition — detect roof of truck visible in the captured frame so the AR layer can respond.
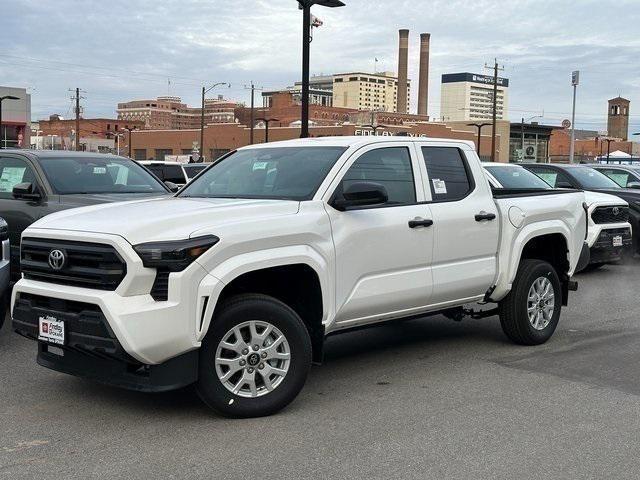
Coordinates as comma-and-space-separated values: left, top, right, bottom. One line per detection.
0, 149, 130, 161
238, 136, 476, 150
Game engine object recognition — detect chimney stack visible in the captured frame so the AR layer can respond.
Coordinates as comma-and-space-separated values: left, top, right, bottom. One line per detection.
397, 29, 410, 114
417, 33, 431, 117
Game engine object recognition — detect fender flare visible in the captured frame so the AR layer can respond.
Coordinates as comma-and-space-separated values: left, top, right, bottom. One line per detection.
195, 245, 332, 341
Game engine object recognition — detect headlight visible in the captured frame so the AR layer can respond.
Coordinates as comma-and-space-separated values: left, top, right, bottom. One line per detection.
133, 235, 219, 272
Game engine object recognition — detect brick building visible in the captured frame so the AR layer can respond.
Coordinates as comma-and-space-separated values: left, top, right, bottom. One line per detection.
607, 96, 630, 141
549, 128, 638, 162
36, 115, 144, 152
128, 120, 500, 162
117, 95, 242, 130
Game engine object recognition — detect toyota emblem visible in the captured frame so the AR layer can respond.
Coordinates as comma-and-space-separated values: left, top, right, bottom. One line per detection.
48, 249, 66, 271
612, 207, 620, 216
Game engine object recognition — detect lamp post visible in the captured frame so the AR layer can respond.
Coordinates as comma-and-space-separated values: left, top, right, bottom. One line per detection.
467, 123, 492, 157
0, 95, 20, 149
603, 138, 614, 163
569, 70, 580, 163
200, 82, 229, 161
255, 118, 280, 143
296, 0, 345, 138
123, 126, 137, 159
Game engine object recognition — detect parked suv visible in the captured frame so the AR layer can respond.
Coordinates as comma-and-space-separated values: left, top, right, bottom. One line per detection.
523, 163, 638, 255
484, 162, 631, 269
591, 164, 640, 189
13, 138, 588, 417
0, 150, 171, 281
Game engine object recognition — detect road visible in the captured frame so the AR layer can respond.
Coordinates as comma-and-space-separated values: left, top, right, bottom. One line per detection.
2, 262, 640, 479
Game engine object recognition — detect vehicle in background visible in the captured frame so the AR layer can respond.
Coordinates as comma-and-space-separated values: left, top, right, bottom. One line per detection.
591, 164, 640, 189
0, 150, 172, 281
484, 162, 631, 269
0, 217, 9, 328
523, 163, 639, 255
13, 137, 588, 417
140, 161, 208, 187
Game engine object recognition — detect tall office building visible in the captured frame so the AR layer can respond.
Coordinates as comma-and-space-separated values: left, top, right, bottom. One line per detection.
440, 72, 509, 122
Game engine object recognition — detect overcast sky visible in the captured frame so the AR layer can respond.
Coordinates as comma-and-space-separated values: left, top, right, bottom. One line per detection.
2, 0, 639, 133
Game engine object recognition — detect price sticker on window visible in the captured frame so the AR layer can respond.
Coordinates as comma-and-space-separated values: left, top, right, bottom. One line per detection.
432, 179, 447, 195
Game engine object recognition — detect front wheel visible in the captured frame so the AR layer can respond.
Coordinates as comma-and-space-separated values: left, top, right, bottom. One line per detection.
499, 259, 561, 345
196, 294, 312, 418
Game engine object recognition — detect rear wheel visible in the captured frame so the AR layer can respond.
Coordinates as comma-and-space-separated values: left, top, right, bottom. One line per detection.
499, 259, 561, 345
196, 294, 312, 418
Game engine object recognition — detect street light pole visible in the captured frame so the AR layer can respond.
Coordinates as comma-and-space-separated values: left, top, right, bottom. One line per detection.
569, 70, 580, 163
200, 82, 229, 161
296, 0, 345, 138
0, 95, 20, 149
123, 127, 136, 158
256, 118, 280, 143
467, 123, 492, 157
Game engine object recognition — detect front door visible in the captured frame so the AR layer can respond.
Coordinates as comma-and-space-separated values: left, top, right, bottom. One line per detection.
325, 143, 434, 328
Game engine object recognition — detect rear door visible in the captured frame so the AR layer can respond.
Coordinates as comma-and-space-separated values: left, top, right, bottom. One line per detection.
417, 145, 499, 305
526, 166, 577, 189
325, 143, 435, 328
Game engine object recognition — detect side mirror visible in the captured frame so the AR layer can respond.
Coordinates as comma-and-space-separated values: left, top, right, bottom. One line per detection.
556, 181, 574, 189
12, 182, 42, 201
627, 181, 640, 189
332, 181, 388, 211
164, 181, 180, 193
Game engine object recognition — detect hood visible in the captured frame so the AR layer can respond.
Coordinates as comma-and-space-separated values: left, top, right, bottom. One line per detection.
590, 188, 640, 206
583, 190, 629, 208
29, 197, 300, 245
60, 192, 169, 206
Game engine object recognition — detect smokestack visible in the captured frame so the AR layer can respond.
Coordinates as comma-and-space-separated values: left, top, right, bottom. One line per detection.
397, 29, 409, 114
417, 33, 431, 117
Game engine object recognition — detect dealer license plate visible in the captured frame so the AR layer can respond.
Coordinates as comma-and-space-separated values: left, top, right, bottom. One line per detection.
38, 316, 65, 345
613, 235, 623, 247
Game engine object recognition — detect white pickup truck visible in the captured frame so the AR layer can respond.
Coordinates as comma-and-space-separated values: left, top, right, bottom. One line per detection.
12, 137, 589, 417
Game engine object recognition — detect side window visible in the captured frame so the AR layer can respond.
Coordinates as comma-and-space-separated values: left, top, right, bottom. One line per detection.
162, 165, 186, 184
421, 147, 472, 201
341, 147, 416, 206
0, 157, 38, 199
601, 169, 629, 187
530, 168, 572, 188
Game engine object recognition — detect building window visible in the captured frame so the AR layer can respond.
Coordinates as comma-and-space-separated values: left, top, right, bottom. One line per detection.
134, 149, 147, 161
155, 148, 173, 160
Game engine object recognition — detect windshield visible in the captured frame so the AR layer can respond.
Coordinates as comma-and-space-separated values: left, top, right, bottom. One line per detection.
39, 157, 168, 194
569, 167, 621, 189
183, 164, 208, 179
485, 166, 550, 189
179, 146, 347, 200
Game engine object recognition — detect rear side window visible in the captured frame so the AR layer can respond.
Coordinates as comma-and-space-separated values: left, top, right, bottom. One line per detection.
600, 169, 630, 187
528, 168, 572, 188
421, 147, 472, 201
342, 147, 416, 206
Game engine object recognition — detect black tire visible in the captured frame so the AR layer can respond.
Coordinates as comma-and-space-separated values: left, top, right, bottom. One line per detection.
196, 294, 312, 418
499, 259, 561, 346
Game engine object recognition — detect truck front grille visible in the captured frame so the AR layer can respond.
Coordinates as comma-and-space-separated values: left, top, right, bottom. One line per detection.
592, 206, 629, 224
21, 238, 127, 291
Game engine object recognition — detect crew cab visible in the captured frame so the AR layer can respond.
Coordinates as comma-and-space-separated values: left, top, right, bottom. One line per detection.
484, 162, 631, 269
12, 137, 588, 418
523, 163, 638, 255
0, 150, 172, 281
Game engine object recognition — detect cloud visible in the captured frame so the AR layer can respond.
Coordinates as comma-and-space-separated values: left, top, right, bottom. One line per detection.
1, 0, 638, 133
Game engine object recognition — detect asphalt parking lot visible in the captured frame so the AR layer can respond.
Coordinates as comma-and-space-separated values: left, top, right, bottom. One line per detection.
2, 262, 640, 479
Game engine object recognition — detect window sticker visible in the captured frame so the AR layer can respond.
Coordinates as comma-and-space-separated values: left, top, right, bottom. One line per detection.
93, 167, 107, 174
432, 178, 447, 195
512, 171, 520, 177
253, 162, 268, 171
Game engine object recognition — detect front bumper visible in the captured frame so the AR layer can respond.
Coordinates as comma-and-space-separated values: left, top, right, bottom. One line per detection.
589, 227, 632, 264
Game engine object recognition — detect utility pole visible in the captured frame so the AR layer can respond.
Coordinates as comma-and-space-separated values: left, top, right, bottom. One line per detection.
569, 70, 580, 164
244, 82, 262, 145
70, 88, 85, 151
484, 59, 504, 162
200, 82, 229, 161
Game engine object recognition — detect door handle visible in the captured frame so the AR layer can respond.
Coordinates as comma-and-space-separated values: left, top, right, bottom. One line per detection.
475, 211, 496, 222
408, 218, 434, 229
